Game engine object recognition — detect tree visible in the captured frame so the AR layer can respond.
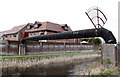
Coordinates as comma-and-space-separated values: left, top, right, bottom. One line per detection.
82, 38, 101, 45
82, 39, 89, 42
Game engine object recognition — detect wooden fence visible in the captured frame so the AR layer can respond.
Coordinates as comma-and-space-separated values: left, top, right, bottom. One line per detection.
0, 40, 100, 55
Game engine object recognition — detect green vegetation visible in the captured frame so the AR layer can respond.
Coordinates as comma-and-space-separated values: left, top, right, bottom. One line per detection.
101, 59, 112, 65
1, 55, 60, 60
0, 51, 101, 60
89, 65, 118, 76
98, 68, 118, 76
0, 54, 11, 56
82, 38, 102, 45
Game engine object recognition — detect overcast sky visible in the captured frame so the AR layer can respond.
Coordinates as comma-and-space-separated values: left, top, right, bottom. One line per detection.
0, 0, 119, 41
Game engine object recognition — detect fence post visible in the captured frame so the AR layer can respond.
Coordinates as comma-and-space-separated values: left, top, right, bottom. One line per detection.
40, 42, 42, 51
6, 40, 10, 54
64, 42, 66, 51
19, 44, 26, 55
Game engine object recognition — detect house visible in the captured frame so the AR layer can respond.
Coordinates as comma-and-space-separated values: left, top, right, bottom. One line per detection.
2, 24, 27, 41
1, 21, 74, 43
26, 21, 72, 36
26, 21, 73, 43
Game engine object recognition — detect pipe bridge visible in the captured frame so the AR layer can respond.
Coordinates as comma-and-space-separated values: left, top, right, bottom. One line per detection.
21, 28, 116, 44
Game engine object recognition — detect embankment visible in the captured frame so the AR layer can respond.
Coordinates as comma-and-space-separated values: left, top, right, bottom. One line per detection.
2, 54, 100, 69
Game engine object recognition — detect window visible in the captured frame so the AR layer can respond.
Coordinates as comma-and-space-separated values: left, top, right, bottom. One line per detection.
27, 25, 33, 30
13, 34, 16, 37
64, 26, 68, 31
30, 33, 32, 36
34, 24, 42, 29
61, 24, 69, 31
34, 32, 36, 35
27, 26, 30, 30
39, 32, 44, 35
34, 24, 38, 29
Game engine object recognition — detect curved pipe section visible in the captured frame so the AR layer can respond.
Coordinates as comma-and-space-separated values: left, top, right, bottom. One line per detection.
21, 28, 116, 44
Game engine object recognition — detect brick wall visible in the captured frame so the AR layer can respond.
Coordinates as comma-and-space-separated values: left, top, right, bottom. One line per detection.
28, 31, 75, 43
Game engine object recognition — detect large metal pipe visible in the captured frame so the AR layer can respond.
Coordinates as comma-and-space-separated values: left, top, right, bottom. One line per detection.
21, 28, 116, 44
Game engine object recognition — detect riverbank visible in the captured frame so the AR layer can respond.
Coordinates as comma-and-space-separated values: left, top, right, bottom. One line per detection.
2, 54, 100, 68
2, 53, 101, 75
2, 52, 118, 76
1, 50, 101, 59
72, 58, 118, 75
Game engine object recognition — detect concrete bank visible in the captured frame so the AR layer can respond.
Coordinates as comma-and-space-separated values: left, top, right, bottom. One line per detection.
2, 54, 100, 69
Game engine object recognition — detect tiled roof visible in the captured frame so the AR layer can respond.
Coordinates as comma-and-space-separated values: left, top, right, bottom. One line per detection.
27, 23, 34, 26
34, 21, 42, 25
27, 21, 72, 32
4, 24, 26, 35
1, 21, 72, 36
61, 24, 67, 26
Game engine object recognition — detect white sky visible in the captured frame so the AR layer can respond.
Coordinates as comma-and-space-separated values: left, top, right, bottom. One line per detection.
0, 0, 119, 41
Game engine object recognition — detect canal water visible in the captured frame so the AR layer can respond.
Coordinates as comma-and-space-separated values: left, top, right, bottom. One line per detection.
2, 58, 97, 76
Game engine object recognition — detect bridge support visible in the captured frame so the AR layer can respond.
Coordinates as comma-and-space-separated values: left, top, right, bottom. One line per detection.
19, 44, 26, 55
101, 44, 117, 65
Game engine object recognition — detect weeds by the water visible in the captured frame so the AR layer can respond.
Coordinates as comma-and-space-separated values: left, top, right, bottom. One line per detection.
0, 51, 101, 60
2, 54, 100, 69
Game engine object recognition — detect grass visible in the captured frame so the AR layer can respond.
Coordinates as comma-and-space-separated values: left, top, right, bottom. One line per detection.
97, 66, 118, 76
98, 69, 117, 76
0, 54, 11, 56
27, 50, 101, 56
88, 64, 118, 76
0, 51, 101, 60
1, 55, 60, 60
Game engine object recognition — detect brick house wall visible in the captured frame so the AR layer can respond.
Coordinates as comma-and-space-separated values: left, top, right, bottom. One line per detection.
28, 31, 75, 43
2, 25, 28, 41
17, 26, 27, 41
5, 34, 18, 41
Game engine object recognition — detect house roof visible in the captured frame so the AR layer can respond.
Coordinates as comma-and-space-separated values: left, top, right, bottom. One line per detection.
61, 24, 67, 27
4, 24, 27, 35
1, 21, 72, 36
27, 21, 72, 32
27, 23, 34, 26
34, 21, 42, 25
